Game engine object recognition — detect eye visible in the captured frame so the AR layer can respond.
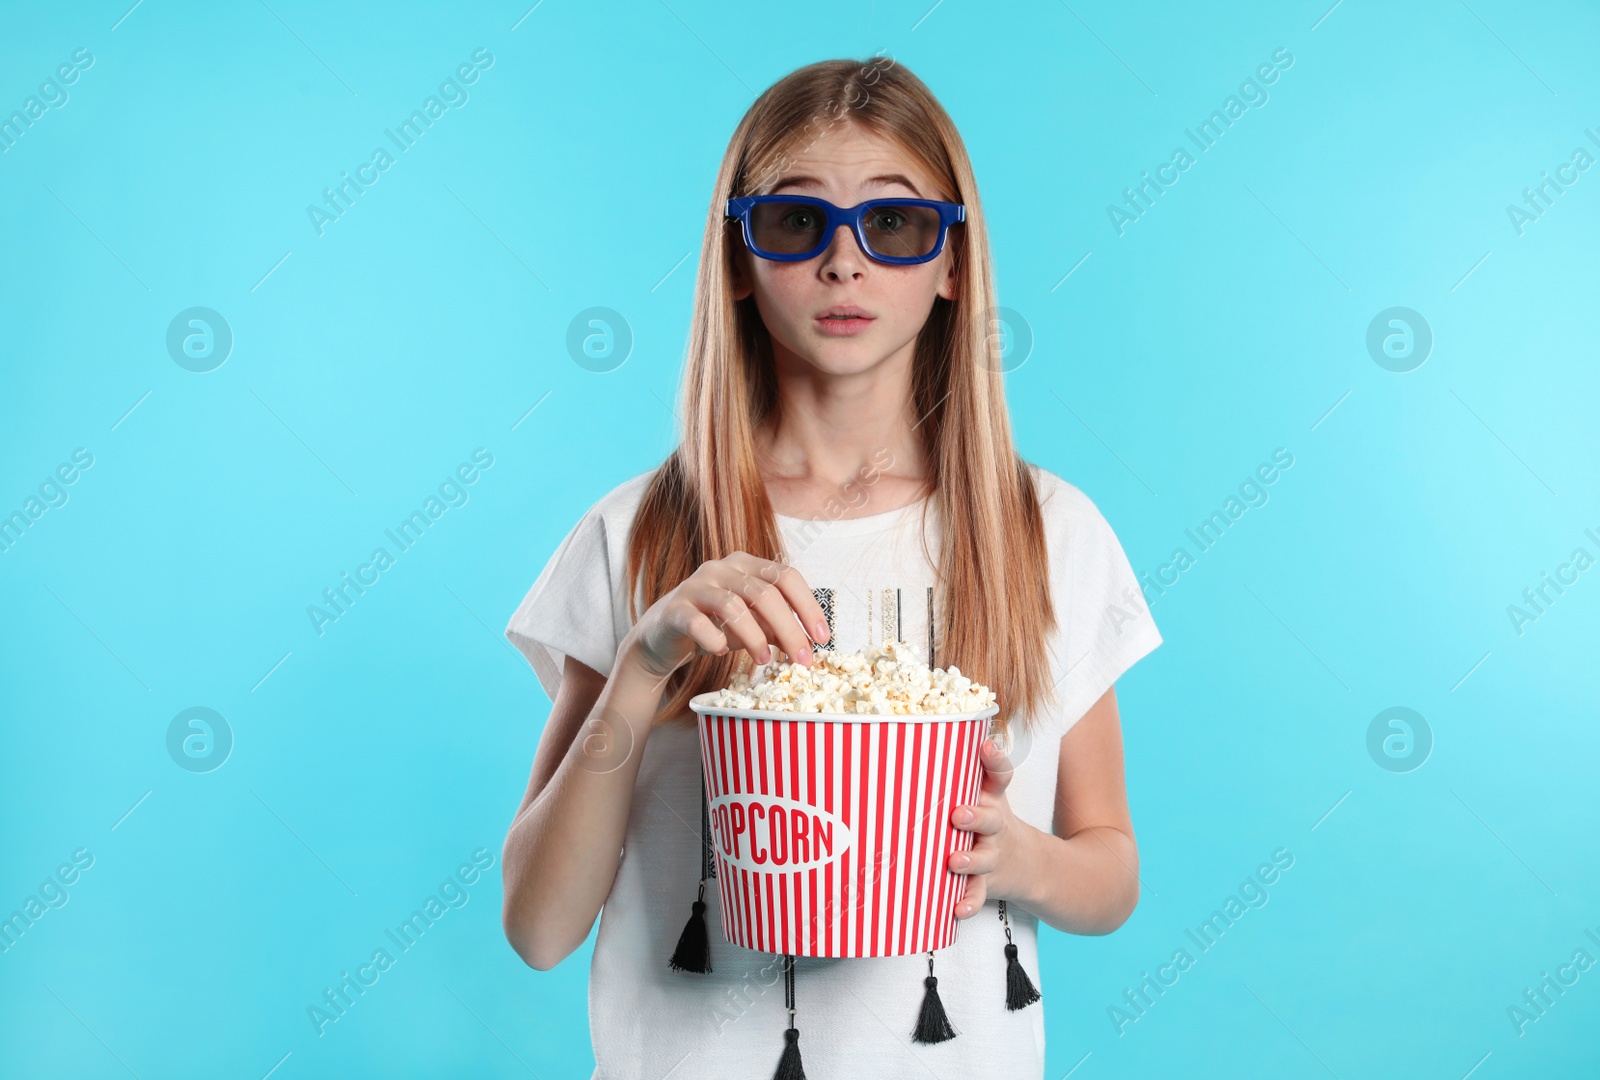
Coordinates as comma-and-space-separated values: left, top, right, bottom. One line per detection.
780, 209, 819, 232
867, 208, 906, 231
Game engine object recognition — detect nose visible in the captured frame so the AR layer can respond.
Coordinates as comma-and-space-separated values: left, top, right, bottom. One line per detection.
818, 222, 867, 277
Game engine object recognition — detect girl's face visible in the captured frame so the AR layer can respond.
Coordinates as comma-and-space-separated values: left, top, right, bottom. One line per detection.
729, 124, 959, 380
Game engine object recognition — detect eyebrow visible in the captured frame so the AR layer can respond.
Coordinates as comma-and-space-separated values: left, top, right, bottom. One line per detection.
769, 173, 925, 198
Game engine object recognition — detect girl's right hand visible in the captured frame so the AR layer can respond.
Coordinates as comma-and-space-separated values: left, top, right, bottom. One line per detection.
622, 552, 831, 679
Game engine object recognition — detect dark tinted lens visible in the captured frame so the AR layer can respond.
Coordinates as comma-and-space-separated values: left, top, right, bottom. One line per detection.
748, 201, 828, 255
861, 203, 942, 259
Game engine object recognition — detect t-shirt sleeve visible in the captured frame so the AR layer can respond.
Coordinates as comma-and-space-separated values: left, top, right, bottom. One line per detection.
504, 504, 621, 702
1045, 485, 1163, 736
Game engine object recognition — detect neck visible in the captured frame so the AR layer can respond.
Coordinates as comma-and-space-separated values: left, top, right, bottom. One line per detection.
755, 339, 932, 517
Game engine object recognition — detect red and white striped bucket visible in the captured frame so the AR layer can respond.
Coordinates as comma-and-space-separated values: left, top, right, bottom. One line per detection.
688, 694, 1000, 959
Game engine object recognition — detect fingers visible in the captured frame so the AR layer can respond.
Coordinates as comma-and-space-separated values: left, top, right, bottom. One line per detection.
752, 556, 833, 645
682, 608, 731, 658
683, 582, 780, 665
950, 749, 1010, 922
951, 803, 1006, 838
949, 826, 996, 919
954, 875, 986, 919
692, 553, 829, 667
948, 841, 1000, 874
976, 737, 1016, 795
725, 552, 831, 658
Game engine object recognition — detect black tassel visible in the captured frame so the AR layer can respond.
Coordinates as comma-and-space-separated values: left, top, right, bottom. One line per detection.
773, 953, 806, 1079
773, 1026, 804, 1079
668, 887, 711, 973
911, 951, 958, 1043
1004, 942, 1041, 1010
668, 772, 715, 973
999, 901, 1040, 1010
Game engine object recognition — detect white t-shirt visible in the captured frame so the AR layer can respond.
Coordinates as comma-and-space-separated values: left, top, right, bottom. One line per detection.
504, 464, 1162, 1080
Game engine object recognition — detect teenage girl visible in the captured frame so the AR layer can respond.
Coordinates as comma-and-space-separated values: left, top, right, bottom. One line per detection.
501, 56, 1161, 1080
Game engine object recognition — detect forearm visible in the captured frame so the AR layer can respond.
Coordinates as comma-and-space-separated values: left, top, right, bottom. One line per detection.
1006, 822, 1140, 936
501, 644, 666, 969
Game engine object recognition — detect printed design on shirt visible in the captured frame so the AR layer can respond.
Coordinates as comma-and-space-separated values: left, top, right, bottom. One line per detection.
877, 587, 898, 656
812, 587, 836, 649
809, 584, 937, 668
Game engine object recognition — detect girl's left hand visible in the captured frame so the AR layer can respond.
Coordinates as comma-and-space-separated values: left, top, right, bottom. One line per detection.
948, 736, 1029, 918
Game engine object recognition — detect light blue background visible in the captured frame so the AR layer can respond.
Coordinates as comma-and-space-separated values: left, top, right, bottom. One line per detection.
2, 1, 1597, 1077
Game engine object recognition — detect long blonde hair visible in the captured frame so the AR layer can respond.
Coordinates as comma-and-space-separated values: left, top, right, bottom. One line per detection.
626, 56, 1058, 735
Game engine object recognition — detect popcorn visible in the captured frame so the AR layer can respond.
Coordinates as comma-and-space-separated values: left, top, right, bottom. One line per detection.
705, 638, 996, 715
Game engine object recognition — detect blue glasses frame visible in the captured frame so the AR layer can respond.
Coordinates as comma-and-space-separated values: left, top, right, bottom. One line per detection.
725, 194, 965, 265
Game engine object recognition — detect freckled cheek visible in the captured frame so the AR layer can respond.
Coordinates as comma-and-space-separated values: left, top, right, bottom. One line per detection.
747, 284, 800, 336
752, 273, 813, 327
874, 296, 927, 335
884, 269, 943, 316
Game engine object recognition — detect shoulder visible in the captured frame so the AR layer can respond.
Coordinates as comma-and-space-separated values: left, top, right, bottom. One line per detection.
555, 467, 659, 551
1023, 462, 1162, 727
1026, 462, 1115, 542
586, 467, 658, 531
1025, 462, 1147, 595
536, 467, 658, 573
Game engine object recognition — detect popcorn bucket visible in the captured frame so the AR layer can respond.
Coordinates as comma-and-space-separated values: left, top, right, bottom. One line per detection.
687, 694, 1000, 959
